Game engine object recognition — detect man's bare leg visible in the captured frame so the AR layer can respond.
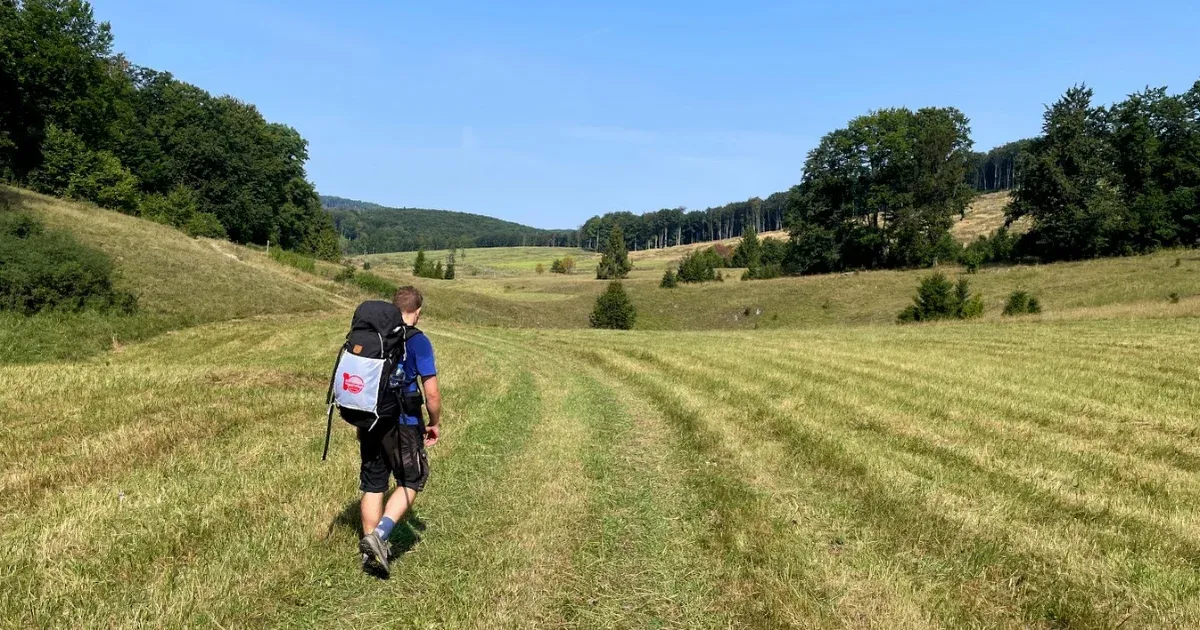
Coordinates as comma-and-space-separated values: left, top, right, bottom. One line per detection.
361, 487, 417, 534
360, 487, 417, 575
360, 491, 385, 535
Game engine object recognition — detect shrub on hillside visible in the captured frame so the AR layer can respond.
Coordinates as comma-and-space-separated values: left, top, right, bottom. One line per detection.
1003, 290, 1043, 316
535, 263, 545, 274
761, 237, 787, 266
29, 126, 140, 214
660, 268, 678, 288
362, 261, 372, 271
0, 210, 137, 315
334, 265, 356, 282
68, 151, 141, 214
590, 281, 636, 329
742, 263, 782, 281
898, 273, 983, 323
551, 256, 576, 274
677, 248, 727, 283
142, 186, 226, 239
962, 227, 1022, 268
445, 262, 456, 280
184, 211, 227, 239
270, 247, 316, 273
351, 271, 397, 298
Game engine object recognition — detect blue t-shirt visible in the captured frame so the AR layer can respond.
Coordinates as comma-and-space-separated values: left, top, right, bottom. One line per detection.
389, 333, 437, 425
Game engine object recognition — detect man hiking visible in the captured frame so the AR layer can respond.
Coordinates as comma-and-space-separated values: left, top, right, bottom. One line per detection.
357, 285, 441, 576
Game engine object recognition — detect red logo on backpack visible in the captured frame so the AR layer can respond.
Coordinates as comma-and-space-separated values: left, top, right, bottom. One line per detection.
342, 373, 365, 394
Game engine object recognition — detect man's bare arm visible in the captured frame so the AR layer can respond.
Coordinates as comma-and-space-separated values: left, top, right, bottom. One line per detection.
422, 375, 441, 426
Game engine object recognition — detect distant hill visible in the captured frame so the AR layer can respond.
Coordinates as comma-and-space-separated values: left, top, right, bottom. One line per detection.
321, 195, 577, 254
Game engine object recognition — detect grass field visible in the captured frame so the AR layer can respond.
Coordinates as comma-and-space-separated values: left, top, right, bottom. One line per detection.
6, 188, 1200, 627
5, 315, 1200, 627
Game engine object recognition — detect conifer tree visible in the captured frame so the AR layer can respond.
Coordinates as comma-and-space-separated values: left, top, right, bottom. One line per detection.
412, 248, 429, 277
596, 224, 632, 279
589, 281, 637, 329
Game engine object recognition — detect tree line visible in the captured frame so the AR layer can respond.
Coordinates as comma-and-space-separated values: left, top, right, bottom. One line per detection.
0, 0, 339, 259
577, 192, 788, 253
324, 195, 578, 254
574, 138, 1036, 255
779, 80, 1199, 276
1010, 83, 1200, 261
967, 139, 1033, 192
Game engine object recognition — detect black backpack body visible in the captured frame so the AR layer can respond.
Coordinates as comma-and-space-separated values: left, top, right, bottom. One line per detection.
322, 301, 419, 458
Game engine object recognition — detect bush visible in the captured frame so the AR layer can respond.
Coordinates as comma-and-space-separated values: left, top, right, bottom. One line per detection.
956, 278, 984, 319
742, 263, 782, 280
362, 261, 372, 271
962, 227, 1021, 267
535, 263, 545, 275
0, 210, 137, 315
269, 247, 316, 273
660, 268, 678, 288
67, 151, 141, 214
30, 126, 141, 214
1169, 292, 1181, 304
590, 281, 636, 329
141, 186, 195, 227
1003, 290, 1043, 316
185, 212, 227, 239
677, 248, 727, 283
334, 265, 356, 282
351, 271, 397, 298
551, 256, 576, 274
444, 262, 456, 280
898, 273, 983, 323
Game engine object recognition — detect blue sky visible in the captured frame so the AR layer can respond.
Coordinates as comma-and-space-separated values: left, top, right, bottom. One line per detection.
95, 0, 1200, 228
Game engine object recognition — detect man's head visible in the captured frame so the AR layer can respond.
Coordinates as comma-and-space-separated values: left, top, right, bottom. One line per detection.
393, 285, 424, 325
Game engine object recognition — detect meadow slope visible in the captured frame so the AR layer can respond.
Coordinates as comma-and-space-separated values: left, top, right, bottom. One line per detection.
0, 186, 358, 361
3, 315, 1200, 627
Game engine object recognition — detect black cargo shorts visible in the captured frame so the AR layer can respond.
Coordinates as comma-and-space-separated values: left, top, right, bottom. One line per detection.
357, 421, 429, 493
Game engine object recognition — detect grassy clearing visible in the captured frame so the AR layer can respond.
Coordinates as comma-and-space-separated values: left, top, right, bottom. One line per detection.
4, 313, 1200, 627
366, 247, 1200, 331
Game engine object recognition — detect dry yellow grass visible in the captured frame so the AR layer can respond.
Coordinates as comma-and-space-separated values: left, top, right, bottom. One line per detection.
951, 191, 1033, 243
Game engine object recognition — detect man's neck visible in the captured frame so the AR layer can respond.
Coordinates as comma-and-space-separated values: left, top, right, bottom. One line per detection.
402, 313, 419, 327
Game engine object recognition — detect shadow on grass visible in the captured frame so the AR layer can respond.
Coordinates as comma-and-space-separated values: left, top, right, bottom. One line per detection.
326, 497, 427, 579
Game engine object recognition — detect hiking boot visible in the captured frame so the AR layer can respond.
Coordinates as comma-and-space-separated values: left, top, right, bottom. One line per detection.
359, 532, 390, 576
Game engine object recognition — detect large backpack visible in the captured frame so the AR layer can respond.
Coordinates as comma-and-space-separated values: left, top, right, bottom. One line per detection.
322, 301, 419, 460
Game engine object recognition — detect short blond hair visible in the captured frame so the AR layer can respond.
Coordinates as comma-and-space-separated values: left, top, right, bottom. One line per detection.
392, 285, 423, 313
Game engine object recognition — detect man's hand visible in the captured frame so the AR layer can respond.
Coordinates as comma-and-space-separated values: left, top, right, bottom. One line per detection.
424, 423, 440, 447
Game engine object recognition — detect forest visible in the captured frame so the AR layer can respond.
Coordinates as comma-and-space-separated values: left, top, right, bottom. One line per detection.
324, 195, 577, 253
0, 0, 339, 259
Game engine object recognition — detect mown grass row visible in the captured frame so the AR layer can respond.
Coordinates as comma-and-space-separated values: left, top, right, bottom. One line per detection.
532, 319, 1200, 627
5, 313, 1200, 627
